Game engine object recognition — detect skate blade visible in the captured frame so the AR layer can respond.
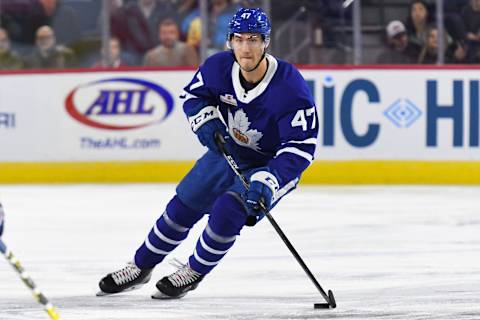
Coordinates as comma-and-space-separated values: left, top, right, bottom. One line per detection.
151, 290, 187, 300
96, 284, 145, 297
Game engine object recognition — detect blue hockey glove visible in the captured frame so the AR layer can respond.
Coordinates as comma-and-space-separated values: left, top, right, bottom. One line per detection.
245, 168, 280, 216
187, 104, 227, 153
0, 203, 4, 237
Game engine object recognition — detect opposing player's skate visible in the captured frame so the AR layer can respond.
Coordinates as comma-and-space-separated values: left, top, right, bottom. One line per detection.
152, 260, 204, 299
97, 261, 152, 296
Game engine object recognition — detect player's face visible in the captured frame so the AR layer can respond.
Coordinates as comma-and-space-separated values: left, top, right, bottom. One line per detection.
230, 33, 266, 72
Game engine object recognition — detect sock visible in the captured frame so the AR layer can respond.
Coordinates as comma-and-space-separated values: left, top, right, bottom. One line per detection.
135, 196, 204, 269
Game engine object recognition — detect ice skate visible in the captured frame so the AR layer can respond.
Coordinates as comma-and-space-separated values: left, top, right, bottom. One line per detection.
97, 261, 152, 296
151, 260, 204, 299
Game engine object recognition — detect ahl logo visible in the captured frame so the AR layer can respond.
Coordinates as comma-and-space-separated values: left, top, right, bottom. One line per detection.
65, 78, 174, 130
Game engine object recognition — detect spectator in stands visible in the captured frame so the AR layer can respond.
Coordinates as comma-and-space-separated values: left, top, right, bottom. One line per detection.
143, 18, 199, 67
209, 0, 238, 52
186, 17, 202, 51
376, 20, 421, 64
177, 0, 197, 33
443, 0, 469, 43
92, 37, 133, 68
405, 0, 432, 48
461, 0, 480, 62
0, 1, 43, 47
23, 25, 76, 69
0, 28, 23, 70
236, 0, 264, 8
103, 0, 127, 45
177, 0, 199, 41
175, 0, 237, 55
116, 0, 178, 63
418, 25, 467, 63
36, 0, 82, 46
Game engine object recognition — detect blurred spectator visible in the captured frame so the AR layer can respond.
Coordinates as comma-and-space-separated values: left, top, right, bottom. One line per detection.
175, 0, 202, 50
462, 0, 480, 62
235, 0, 264, 8
116, 0, 178, 63
0, 1, 46, 47
23, 25, 76, 69
269, 0, 348, 51
173, 0, 239, 55
376, 21, 421, 64
443, 0, 469, 42
143, 18, 199, 67
36, 0, 82, 46
451, 41, 468, 63
176, 0, 237, 54
209, 0, 238, 52
405, 0, 432, 48
0, 28, 23, 70
177, 0, 198, 39
92, 37, 133, 68
177, 0, 197, 31
102, 0, 127, 42
186, 17, 202, 51
0, 0, 80, 50
418, 25, 466, 63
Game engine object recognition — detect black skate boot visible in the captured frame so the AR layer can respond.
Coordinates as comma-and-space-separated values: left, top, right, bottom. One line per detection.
97, 261, 152, 296
152, 260, 204, 299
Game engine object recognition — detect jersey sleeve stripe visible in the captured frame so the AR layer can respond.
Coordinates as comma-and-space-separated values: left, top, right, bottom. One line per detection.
276, 147, 314, 162
272, 177, 299, 203
282, 138, 318, 145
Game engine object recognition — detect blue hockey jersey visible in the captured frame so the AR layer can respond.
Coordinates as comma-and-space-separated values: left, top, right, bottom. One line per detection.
181, 51, 318, 190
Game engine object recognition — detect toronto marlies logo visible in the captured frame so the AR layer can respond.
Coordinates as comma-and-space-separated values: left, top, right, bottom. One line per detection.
228, 109, 263, 150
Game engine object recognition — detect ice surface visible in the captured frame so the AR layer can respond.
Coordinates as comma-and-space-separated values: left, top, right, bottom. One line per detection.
0, 184, 479, 320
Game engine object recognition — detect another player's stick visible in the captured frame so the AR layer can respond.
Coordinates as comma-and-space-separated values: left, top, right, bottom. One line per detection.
0, 204, 63, 320
214, 132, 336, 309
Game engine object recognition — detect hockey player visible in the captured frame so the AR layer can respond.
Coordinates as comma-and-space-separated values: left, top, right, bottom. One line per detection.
97, 7, 318, 299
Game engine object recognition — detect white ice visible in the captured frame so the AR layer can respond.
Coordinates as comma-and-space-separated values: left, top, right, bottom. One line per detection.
0, 184, 479, 320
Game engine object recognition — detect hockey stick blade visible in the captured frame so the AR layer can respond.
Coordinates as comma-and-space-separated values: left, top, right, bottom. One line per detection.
314, 290, 336, 309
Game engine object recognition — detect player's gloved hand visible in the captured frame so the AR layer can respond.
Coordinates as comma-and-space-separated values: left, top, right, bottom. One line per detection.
245, 168, 279, 217
0, 203, 5, 237
187, 104, 227, 153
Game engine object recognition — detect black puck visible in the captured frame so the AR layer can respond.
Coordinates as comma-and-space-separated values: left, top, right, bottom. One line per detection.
314, 303, 330, 309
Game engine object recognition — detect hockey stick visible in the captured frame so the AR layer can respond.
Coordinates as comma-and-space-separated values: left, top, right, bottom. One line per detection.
214, 132, 336, 309
0, 204, 63, 320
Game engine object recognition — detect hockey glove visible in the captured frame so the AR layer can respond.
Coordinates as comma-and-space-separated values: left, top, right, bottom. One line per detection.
187, 105, 227, 153
245, 168, 280, 216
